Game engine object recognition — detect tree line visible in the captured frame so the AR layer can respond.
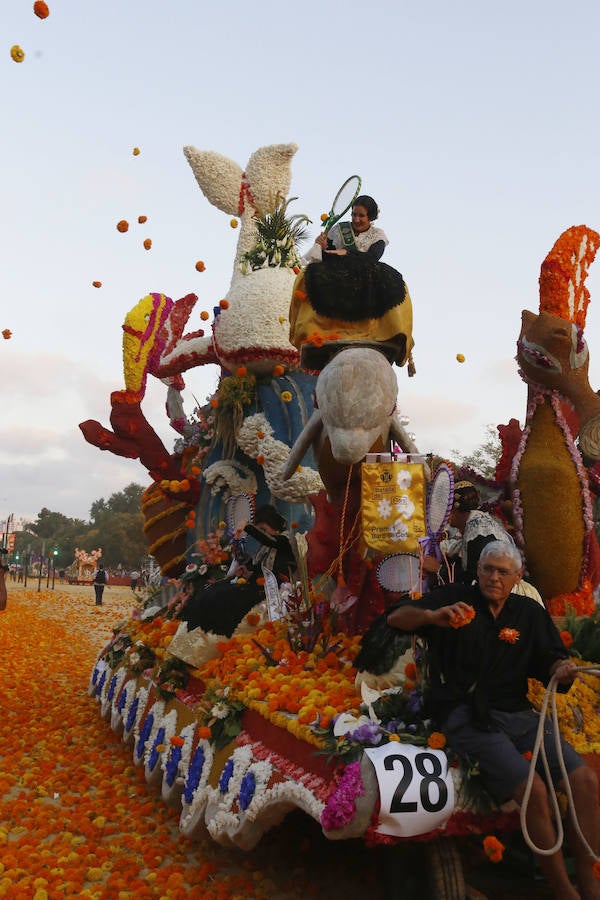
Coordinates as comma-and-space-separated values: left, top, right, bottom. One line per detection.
11, 484, 149, 571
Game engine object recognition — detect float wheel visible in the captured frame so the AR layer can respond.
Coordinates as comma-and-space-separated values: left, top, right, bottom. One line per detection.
426, 837, 466, 900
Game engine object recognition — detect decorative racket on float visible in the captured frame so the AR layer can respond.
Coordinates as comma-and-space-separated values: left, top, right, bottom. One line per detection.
320, 175, 362, 232
376, 553, 421, 594
225, 493, 255, 561
422, 462, 455, 559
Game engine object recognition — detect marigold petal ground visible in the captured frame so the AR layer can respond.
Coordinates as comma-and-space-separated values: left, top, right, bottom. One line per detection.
0, 583, 382, 899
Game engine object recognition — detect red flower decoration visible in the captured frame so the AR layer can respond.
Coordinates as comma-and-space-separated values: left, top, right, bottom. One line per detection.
499, 627, 520, 644
560, 630, 574, 648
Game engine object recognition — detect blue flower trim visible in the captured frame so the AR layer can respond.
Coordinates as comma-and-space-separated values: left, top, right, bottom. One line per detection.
95, 669, 106, 696
106, 674, 118, 703
183, 745, 205, 803
136, 712, 154, 758
148, 726, 165, 771
218, 758, 234, 795
239, 770, 256, 811
117, 687, 128, 714
125, 696, 139, 733
165, 744, 183, 788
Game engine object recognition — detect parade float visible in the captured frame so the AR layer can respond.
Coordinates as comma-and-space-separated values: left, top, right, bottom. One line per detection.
83, 143, 600, 898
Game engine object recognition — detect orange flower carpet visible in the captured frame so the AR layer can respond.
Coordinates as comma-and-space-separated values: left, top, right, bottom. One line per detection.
0, 584, 382, 900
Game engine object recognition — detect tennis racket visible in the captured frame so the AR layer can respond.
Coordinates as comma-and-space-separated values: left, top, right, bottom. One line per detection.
320, 175, 362, 232
225, 493, 255, 560
376, 553, 421, 594
423, 463, 454, 557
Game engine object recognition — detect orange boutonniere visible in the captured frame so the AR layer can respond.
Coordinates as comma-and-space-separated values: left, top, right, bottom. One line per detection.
427, 732, 446, 750
499, 627, 520, 644
483, 835, 505, 863
450, 605, 475, 629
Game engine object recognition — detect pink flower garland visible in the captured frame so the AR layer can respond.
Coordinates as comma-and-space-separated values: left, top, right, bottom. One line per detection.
321, 761, 365, 831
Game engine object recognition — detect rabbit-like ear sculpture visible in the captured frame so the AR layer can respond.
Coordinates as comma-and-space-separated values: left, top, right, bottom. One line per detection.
183, 147, 243, 215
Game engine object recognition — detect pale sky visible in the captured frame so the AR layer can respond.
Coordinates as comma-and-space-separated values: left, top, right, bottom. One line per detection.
2, 0, 600, 520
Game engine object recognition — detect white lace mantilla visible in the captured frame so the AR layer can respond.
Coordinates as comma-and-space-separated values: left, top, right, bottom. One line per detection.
461, 510, 514, 567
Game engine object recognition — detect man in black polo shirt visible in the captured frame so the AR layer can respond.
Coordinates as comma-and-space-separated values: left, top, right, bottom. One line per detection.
387, 541, 600, 900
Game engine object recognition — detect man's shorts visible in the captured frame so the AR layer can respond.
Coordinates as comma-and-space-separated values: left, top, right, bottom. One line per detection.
443, 704, 585, 804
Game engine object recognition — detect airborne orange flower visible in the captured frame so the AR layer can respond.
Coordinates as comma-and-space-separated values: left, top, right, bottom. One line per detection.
143, 238, 152, 250
219, 299, 229, 309
499, 627, 520, 644
2, 329, 12, 340
138, 214, 147, 223
92, 281, 102, 288
197, 726, 211, 740
116, 219, 129, 233
195, 260, 206, 272
33, 1, 50, 18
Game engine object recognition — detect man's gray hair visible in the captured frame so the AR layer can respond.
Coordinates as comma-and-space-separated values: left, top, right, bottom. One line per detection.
479, 540, 523, 571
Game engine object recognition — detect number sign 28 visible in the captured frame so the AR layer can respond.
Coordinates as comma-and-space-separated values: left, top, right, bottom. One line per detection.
365, 743, 454, 837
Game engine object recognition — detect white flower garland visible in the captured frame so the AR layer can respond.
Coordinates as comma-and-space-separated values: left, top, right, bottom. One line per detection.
237, 413, 323, 502
202, 460, 258, 499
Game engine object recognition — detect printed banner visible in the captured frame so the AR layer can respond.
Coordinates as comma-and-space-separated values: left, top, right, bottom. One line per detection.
361, 461, 426, 554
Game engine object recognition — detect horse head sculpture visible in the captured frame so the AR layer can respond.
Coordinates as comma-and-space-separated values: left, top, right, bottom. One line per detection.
281, 347, 417, 504
516, 225, 600, 458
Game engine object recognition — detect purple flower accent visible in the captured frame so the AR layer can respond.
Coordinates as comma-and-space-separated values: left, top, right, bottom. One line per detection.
239, 771, 256, 811
106, 674, 118, 703
125, 696, 139, 732
407, 689, 424, 715
117, 687, 128, 713
136, 712, 154, 758
148, 726, 165, 771
218, 757, 234, 794
166, 744, 183, 788
184, 745, 205, 802
95, 669, 106, 696
346, 721, 382, 745
321, 762, 365, 831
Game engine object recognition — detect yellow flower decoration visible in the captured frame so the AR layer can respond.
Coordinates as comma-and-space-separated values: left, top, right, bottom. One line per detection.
132, 147, 140, 156
230, 218, 238, 229
10, 45, 25, 63
456, 353, 465, 363
281, 391, 292, 403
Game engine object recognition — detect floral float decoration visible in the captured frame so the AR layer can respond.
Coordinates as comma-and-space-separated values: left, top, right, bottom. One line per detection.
514, 225, 600, 614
